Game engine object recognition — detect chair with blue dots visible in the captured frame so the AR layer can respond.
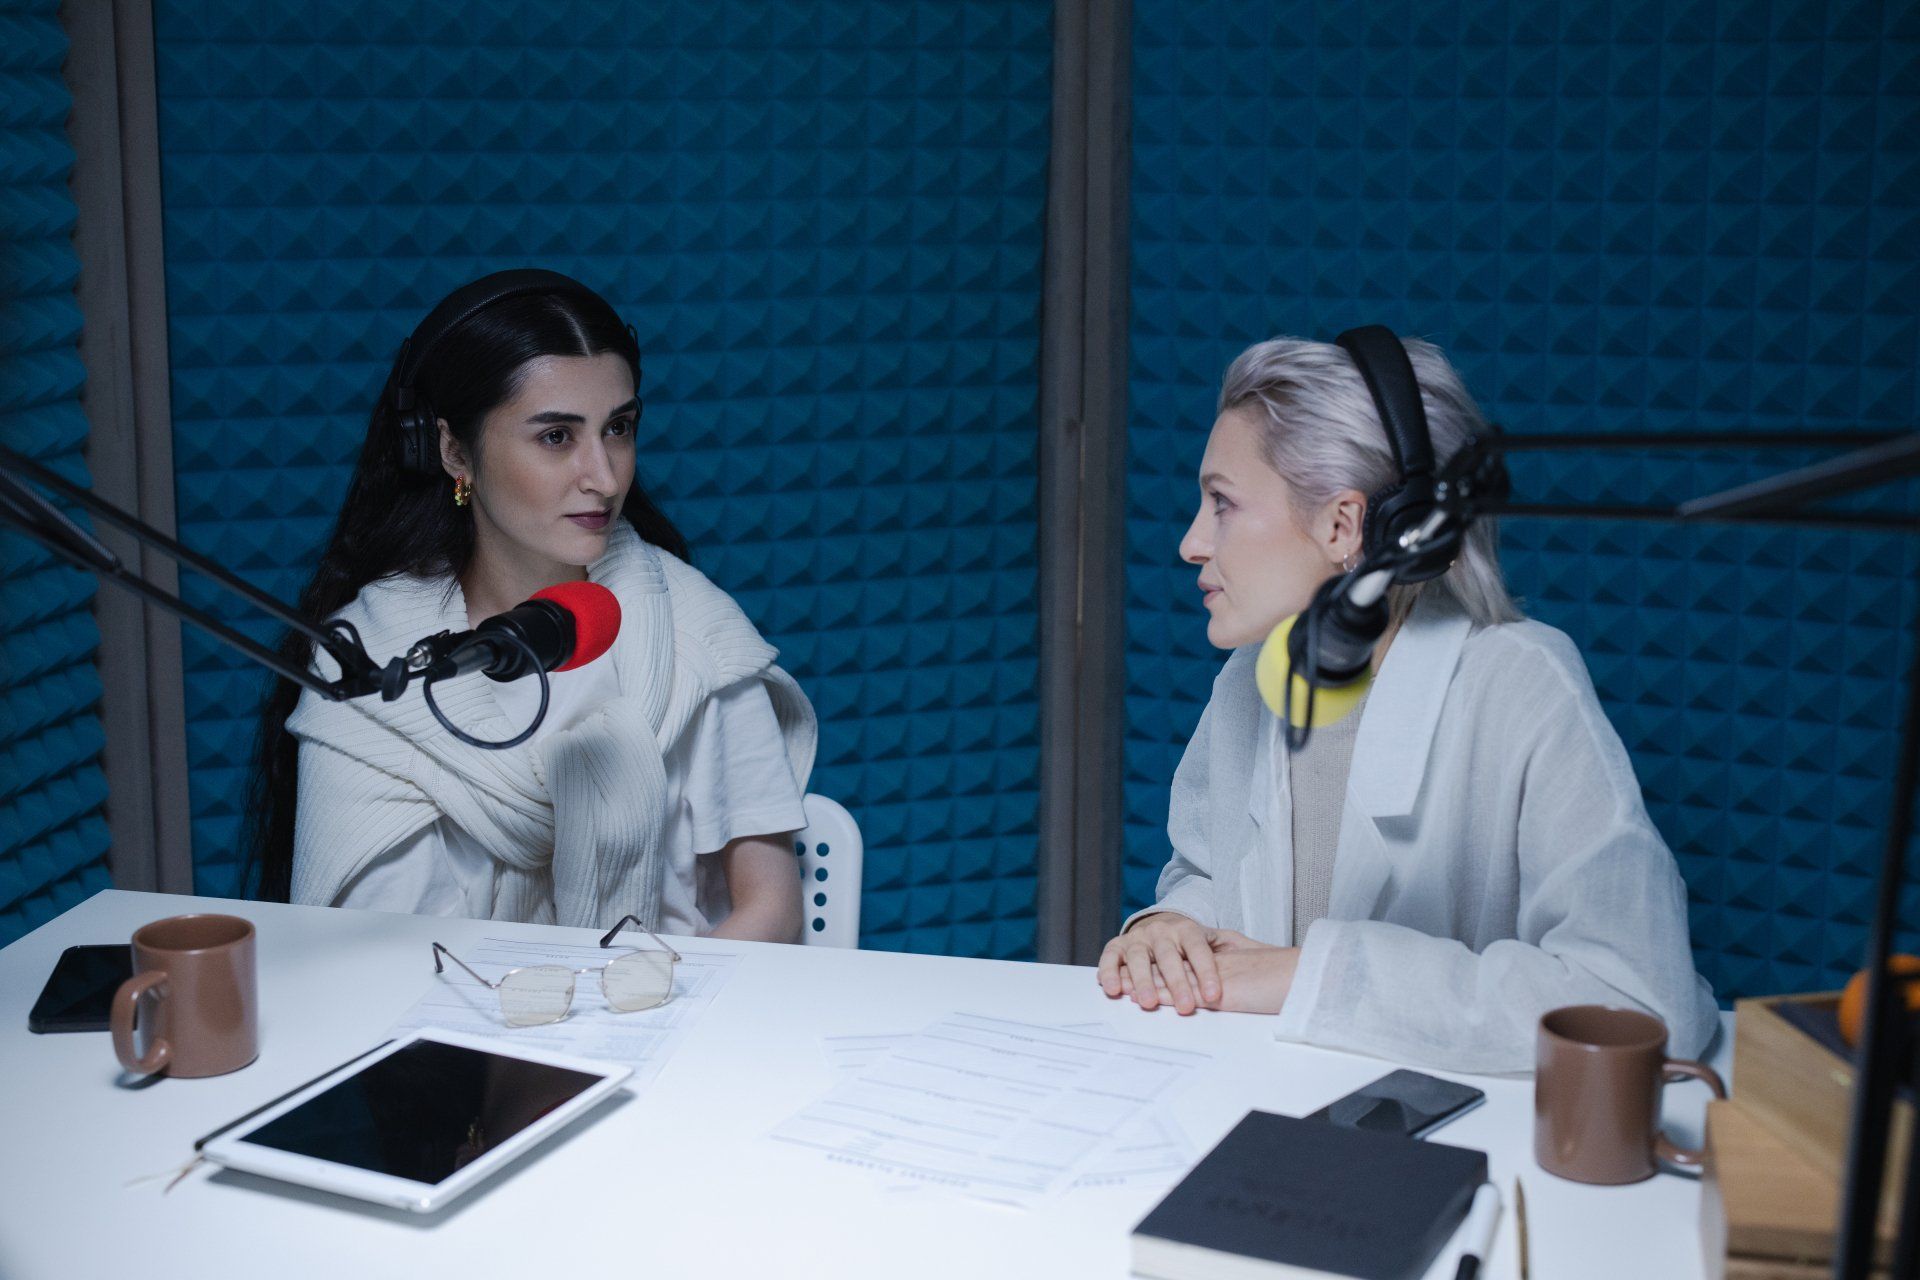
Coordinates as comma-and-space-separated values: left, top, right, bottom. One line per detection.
794, 794, 862, 948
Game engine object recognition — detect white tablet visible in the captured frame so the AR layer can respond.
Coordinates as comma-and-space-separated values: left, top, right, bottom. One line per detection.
200, 1027, 631, 1213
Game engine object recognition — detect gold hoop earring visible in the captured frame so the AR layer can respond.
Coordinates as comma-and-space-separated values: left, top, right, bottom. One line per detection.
452, 476, 472, 508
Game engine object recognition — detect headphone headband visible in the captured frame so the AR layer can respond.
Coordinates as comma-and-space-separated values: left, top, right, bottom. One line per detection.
1335, 325, 1435, 484
1334, 325, 1450, 583
392, 268, 614, 476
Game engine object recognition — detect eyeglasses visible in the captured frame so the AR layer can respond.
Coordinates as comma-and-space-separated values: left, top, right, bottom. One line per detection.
430, 915, 682, 1027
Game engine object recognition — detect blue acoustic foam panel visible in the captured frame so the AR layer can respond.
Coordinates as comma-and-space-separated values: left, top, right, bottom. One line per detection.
1126, 1, 1920, 998
151, 1, 1051, 958
0, 0, 113, 946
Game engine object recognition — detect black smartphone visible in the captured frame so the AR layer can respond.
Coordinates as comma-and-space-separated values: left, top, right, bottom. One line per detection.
1303, 1068, 1486, 1139
27, 944, 134, 1034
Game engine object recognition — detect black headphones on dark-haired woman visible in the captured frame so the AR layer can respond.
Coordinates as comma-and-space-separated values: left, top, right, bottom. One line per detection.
391, 268, 639, 477
1335, 324, 1453, 583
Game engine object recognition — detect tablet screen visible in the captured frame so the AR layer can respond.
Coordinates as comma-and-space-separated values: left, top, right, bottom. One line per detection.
239, 1040, 604, 1185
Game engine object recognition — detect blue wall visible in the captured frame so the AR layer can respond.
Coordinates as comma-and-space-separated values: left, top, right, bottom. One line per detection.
1124, 1, 1920, 997
150, 1, 1053, 956
8, 0, 1910, 983
0, 0, 112, 946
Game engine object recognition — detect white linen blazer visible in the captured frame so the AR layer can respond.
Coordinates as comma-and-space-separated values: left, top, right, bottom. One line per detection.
1137, 592, 1720, 1074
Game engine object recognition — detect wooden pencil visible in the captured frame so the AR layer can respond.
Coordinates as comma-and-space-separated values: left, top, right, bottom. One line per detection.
1513, 1176, 1531, 1280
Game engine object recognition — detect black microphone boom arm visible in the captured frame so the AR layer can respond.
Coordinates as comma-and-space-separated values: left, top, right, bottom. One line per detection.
0, 445, 384, 702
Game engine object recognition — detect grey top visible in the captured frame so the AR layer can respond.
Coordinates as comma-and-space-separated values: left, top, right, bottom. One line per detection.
1285, 692, 1366, 945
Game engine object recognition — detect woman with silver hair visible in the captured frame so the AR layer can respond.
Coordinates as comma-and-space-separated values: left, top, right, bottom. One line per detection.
1097, 333, 1717, 1073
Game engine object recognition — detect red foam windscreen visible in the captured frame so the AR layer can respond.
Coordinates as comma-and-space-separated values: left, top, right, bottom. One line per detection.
532, 581, 622, 671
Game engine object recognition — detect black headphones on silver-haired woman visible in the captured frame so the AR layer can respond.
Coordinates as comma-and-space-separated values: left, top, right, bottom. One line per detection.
1255, 324, 1505, 744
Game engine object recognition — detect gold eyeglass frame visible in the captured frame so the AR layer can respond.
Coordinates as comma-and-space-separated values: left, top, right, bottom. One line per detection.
430, 915, 684, 1026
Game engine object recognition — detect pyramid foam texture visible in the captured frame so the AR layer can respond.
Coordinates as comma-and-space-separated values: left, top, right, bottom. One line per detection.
0, 0, 113, 947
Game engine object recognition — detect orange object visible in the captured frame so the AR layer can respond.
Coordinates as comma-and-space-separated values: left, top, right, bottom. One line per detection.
1837, 954, 1920, 1046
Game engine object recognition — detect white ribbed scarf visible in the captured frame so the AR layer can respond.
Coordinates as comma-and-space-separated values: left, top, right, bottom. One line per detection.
285, 523, 817, 928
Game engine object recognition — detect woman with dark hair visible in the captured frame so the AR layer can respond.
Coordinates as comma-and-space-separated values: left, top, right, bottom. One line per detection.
247, 270, 814, 941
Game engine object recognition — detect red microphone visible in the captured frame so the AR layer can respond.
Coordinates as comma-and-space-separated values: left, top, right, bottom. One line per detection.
531, 581, 621, 672
416, 581, 622, 682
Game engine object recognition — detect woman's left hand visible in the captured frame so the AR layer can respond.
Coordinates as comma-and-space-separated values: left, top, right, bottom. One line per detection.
1115, 929, 1300, 1015
1203, 943, 1300, 1014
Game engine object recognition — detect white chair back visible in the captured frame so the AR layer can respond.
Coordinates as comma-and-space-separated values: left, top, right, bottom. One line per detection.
795, 794, 862, 948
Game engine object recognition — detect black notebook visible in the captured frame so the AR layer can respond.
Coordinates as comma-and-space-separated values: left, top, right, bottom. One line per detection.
1131, 1110, 1487, 1280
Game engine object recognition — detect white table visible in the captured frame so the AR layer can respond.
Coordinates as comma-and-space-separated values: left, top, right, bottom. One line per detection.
0, 891, 1731, 1279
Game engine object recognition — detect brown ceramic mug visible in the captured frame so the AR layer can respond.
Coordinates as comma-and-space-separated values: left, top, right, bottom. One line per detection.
109, 914, 259, 1079
1534, 1004, 1726, 1184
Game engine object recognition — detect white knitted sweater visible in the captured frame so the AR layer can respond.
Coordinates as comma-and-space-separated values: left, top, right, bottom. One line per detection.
285, 522, 817, 928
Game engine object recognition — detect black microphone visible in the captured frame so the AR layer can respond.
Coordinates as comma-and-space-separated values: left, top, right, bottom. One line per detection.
1255, 566, 1394, 731
1288, 570, 1391, 690
404, 582, 622, 685
1257, 441, 1506, 737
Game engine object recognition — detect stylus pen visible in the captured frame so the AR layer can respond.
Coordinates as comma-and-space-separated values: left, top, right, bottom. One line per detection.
191, 1039, 395, 1151
1452, 1181, 1503, 1280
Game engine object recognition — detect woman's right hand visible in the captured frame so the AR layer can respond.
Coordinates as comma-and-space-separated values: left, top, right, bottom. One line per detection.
1097, 912, 1222, 1015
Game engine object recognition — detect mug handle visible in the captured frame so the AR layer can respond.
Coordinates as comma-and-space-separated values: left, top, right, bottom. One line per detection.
110, 971, 171, 1075
1652, 1057, 1728, 1171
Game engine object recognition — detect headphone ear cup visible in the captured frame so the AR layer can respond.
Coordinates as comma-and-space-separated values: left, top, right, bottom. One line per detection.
1361, 481, 1404, 560
1365, 482, 1453, 583
396, 405, 438, 477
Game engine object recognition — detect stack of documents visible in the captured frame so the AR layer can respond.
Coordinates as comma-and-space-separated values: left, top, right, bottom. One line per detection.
773, 1012, 1210, 1206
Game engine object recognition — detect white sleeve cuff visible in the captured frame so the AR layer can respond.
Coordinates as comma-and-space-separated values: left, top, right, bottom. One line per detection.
1120, 882, 1217, 935
1273, 918, 1339, 1041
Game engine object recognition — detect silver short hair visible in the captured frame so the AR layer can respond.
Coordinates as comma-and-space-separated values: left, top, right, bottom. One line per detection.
1218, 335, 1524, 629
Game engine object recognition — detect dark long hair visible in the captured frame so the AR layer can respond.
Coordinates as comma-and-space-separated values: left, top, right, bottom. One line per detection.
243, 282, 689, 902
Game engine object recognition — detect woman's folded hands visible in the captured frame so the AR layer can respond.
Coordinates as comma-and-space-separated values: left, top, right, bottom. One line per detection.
1097, 912, 1299, 1016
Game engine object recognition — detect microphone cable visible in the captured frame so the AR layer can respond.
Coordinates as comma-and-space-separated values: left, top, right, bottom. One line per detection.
420, 629, 552, 750
1282, 573, 1330, 755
